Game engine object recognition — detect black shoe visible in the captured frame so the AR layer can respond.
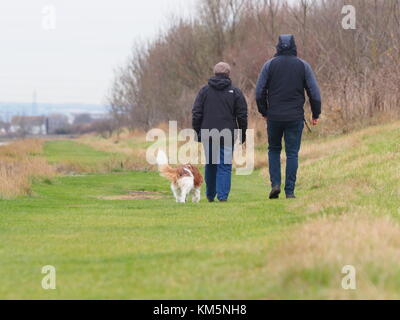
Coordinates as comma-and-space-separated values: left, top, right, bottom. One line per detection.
269, 186, 281, 199
207, 198, 215, 203
286, 194, 296, 199
219, 199, 228, 203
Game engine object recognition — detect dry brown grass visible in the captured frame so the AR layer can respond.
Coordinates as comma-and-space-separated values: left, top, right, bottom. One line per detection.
249, 121, 400, 298
0, 139, 44, 158
0, 139, 56, 199
264, 213, 400, 299
78, 127, 149, 154
76, 131, 152, 172
78, 135, 134, 155
300, 123, 396, 166
254, 120, 400, 171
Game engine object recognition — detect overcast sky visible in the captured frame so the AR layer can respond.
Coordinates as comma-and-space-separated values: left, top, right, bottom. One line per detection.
0, 0, 194, 105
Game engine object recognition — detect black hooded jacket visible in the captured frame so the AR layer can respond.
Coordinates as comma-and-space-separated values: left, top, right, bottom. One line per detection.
192, 74, 248, 143
256, 34, 322, 121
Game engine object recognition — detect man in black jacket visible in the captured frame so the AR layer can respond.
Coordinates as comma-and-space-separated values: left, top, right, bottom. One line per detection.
192, 62, 248, 202
256, 34, 322, 199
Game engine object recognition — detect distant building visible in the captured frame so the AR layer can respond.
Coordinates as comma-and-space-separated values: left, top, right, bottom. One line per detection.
10, 116, 47, 135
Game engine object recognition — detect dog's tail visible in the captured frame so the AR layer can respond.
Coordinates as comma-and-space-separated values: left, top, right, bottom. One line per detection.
156, 150, 178, 182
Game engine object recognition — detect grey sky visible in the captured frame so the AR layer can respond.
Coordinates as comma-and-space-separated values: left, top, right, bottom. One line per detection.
0, 0, 194, 105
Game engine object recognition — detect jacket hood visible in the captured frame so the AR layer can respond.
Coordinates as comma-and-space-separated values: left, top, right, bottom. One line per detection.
275, 34, 297, 57
208, 74, 232, 91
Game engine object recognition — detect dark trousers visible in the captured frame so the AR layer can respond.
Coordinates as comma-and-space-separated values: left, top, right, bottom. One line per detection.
267, 120, 304, 195
203, 144, 233, 201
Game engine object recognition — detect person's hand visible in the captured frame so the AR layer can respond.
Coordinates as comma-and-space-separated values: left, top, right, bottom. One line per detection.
311, 118, 319, 126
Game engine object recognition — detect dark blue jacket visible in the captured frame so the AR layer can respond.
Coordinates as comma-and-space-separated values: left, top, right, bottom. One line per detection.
192, 74, 248, 143
256, 34, 321, 121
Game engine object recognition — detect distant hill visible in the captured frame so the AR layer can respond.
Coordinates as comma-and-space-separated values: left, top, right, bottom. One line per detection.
0, 102, 108, 120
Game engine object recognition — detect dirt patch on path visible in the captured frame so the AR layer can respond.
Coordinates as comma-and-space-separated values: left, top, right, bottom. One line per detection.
99, 191, 166, 201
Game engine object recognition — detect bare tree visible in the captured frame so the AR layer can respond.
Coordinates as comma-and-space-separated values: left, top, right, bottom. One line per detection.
107, 0, 400, 134
256, 0, 281, 42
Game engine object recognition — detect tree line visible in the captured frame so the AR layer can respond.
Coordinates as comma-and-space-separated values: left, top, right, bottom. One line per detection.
108, 0, 400, 134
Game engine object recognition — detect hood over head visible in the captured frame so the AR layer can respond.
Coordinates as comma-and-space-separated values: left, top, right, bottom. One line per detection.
275, 34, 297, 57
208, 74, 232, 91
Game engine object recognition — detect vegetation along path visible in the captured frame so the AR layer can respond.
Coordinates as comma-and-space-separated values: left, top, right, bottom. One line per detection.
0, 123, 399, 299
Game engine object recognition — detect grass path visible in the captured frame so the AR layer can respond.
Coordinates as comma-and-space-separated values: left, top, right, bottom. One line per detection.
0, 171, 299, 299
1, 123, 399, 299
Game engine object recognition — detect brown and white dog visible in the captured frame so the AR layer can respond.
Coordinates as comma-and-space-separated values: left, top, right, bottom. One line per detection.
156, 150, 203, 203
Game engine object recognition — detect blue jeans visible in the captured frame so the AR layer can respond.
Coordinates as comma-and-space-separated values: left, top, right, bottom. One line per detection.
267, 120, 304, 195
203, 144, 233, 201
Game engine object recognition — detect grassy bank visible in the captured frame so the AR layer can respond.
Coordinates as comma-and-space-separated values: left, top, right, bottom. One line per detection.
0, 139, 56, 199
0, 122, 399, 299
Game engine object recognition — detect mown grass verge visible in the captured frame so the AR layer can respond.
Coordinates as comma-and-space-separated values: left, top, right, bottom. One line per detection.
0, 122, 399, 299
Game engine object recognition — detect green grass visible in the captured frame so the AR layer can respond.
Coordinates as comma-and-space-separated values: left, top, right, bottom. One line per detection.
0, 171, 300, 299
44, 140, 125, 169
1, 123, 400, 299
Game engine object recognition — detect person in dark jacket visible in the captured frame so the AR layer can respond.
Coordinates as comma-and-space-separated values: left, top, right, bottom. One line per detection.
256, 34, 322, 199
192, 62, 248, 202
